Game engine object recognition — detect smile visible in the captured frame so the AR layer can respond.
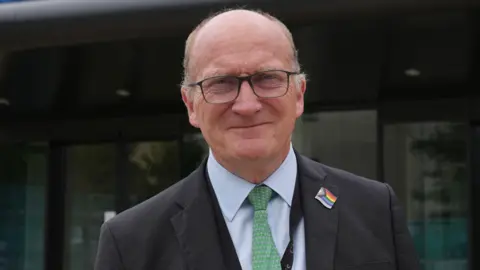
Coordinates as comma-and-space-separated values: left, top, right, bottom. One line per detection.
230, 123, 269, 129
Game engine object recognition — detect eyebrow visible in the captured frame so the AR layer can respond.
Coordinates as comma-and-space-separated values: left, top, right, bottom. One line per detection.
203, 67, 281, 78
257, 67, 279, 72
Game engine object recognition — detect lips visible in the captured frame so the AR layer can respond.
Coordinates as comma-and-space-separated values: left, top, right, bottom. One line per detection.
230, 122, 269, 129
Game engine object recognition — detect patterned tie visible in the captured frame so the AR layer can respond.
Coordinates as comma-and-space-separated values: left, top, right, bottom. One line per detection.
248, 185, 282, 270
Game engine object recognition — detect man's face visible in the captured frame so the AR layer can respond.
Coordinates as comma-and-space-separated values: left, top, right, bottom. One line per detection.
182, 12, 306, 163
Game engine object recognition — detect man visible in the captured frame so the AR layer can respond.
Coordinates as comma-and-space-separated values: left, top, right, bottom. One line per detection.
95, 8, 420, 270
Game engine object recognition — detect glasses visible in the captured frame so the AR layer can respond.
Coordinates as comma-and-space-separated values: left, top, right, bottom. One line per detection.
187, 70, 300, 104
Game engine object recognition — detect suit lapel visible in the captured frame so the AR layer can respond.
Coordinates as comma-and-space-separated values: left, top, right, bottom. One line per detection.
170, 163, 226, 270
297, 154, 339, 270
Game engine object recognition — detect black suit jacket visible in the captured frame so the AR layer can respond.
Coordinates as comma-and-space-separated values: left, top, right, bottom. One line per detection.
94, 153, 420, 270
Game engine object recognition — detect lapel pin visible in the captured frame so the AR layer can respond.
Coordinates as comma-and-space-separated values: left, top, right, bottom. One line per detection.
315, 187, 337, 209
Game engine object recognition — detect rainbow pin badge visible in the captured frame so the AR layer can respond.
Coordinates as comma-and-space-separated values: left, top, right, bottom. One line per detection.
315, 187, 337, 209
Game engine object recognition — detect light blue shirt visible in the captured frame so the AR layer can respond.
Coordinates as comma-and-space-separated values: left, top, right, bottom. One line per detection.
207, 145, 306, 270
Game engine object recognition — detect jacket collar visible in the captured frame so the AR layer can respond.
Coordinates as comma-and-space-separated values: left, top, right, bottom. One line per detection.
297, 153, 339, 270
170, 152, 339, 270
170, 160, 229, 270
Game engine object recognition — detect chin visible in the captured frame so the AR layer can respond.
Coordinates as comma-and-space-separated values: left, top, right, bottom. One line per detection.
231, 139, 272, 160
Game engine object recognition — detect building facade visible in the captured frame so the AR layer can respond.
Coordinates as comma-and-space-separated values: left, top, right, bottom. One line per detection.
0, 1, 479, 270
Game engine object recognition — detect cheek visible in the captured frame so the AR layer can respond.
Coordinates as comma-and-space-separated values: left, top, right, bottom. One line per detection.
196, 104, 229, 129
271, 99, 298, 134
270, 97, 297, 119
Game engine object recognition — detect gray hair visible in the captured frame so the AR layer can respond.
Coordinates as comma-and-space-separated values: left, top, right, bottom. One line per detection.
181, 8, 306, 93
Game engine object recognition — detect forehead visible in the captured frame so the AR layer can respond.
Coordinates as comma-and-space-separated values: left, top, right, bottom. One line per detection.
190, 12, 293, 79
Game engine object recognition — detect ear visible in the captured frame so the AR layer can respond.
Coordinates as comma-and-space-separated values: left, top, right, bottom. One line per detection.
295, 78, 306, 118
181, 88, 200, 128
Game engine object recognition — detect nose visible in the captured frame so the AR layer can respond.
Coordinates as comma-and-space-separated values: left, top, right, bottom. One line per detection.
231, 80, 262, 115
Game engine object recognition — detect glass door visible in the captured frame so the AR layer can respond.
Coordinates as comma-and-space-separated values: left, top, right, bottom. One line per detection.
125, 135, 209, 206
383, 122, 468, 270
63, 135, 209, 270
0, 143, 48, 270
63, 144, 116, 270
472, 125, 480, 270
125, 141, 181, 206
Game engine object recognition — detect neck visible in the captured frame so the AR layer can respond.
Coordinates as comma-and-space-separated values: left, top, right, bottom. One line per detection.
212, 145, 291, 184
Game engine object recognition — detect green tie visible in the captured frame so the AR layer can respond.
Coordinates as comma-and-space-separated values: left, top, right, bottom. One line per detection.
248, 186, 282, 270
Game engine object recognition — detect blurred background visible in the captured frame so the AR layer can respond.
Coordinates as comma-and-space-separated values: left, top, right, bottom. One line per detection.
0, 0, 479, 269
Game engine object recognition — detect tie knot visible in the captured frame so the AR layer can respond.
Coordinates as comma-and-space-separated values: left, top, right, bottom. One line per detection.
248, 185, 273, 211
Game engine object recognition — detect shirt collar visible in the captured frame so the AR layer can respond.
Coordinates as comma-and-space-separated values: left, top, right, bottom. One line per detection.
207, 144, 297, 222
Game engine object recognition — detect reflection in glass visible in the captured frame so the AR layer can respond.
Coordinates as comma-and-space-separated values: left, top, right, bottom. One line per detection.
64, 144, 116, 270
0, 143, 47, 270
384, 123, 468, 270
293, 110, 377, 179
126, 141, 180, 206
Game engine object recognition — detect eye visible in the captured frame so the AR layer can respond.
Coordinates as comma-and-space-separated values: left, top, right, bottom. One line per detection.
205, 76, 237, 88
212, 78, 228, 85
253, 71, 286, 88
257, 74, 279, 81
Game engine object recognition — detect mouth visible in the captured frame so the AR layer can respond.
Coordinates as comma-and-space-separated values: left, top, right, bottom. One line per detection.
230, 123, 269, 129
